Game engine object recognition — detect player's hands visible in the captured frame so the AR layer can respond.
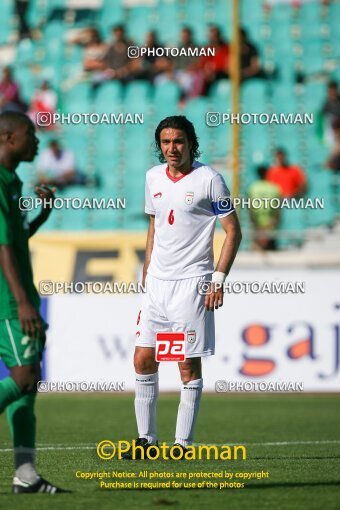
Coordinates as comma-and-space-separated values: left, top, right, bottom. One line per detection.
35, 184, 56, 216
18, 301, 45, 340
204, 283, 224, 311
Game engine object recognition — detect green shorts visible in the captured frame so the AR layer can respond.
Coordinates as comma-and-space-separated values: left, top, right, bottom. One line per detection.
0, 319, 47, 368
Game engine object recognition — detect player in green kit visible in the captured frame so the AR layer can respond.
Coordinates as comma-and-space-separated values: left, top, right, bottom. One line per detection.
0, 112, 69, 493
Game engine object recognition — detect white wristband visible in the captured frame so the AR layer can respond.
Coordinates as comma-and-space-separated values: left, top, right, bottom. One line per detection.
212, 271, 226, 284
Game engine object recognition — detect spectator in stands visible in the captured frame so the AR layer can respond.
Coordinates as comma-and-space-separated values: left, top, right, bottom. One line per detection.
143, 31, 162, 66
0, 67, 26, 113
37, 140, 86, 189
240, 28, 262, 81
248, 165, 281, 250
67, 28, 108, 89
28, 80, 57, 130
266, 148, 307, 198
154, 58, 177, 86
176, 27, 204, 101
326, 119, 340, 173
177, 27, 197, 71
128, 31, 163, 82
15, 0, 31, 39
321, 80, 340, 146
82, 28, 108, 73
326, 118, 340, 213
102, 24, 134, 83
200, 25, 230, 95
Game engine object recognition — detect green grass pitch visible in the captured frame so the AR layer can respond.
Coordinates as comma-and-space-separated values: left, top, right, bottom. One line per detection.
0, 394, 339, 509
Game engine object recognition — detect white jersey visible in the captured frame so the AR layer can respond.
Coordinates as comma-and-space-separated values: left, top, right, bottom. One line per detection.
145, 160, 235, 280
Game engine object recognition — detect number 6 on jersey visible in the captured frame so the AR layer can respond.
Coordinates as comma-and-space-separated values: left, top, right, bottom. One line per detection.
168, 209, 174, 225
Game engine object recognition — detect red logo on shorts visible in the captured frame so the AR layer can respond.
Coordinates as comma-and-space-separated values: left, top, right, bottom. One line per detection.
156, 332, 185, 361
153, 192, 162, 198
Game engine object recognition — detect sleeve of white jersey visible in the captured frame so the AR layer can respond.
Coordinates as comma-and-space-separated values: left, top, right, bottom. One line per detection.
145, 173, 156, 215
209, 173, 235, 217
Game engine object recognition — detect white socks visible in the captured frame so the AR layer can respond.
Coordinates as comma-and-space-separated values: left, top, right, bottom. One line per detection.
134, 372, 159, 444
134, 373, 203, 446
175, 378, 203, 447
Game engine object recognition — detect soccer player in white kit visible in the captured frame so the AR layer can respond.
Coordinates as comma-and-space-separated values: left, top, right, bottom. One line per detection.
123, 116, 242, 458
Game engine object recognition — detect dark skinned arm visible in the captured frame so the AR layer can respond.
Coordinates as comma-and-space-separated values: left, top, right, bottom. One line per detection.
29, 184, 55, 237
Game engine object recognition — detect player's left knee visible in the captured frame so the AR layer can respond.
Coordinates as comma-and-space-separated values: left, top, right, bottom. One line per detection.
11, 364, 41, 394
179, 358, 202, 382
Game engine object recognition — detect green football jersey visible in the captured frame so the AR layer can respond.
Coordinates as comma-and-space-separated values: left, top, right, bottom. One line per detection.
0, 164, 40, 319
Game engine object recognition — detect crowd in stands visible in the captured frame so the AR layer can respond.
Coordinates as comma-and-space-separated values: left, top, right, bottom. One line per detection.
66, 24, 265, 98
248, 148, 307, 250
36, 139, 86, 190
322, 81, 340, 174
0, 12, 339, 250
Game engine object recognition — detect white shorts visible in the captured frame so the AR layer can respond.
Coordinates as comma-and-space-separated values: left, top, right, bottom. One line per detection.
135, 274, 215, 358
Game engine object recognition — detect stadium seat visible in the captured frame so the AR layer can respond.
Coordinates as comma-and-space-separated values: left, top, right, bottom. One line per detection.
98, 0, 125, 38
12, 66, 38, 104
183, 0, 227, 43
209, 80, 231, 102
62, 82, 92, 113
0, 0, 14, 44
124, 81, 153, 108
156, 0, 182, 44
126, 6, 154, 45
15, 39, 37, 65
153, 81, 181, 119
241, 81, 268, 113
94, 82, 123, 112
5, 0, 336, 241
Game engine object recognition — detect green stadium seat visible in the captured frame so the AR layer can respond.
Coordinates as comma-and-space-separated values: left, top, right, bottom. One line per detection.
98, 0, 125, 38
240, 0, 264, 40
154, 81, 181, 119
62, 82, 92, 113
209, 80, 231, 101
27, 0, 48, 28
94, 82, 123, 112
279, 209, 305, 243
299, 2, 322, 24
16, 39, 37, 65
12, 66, 38, 104
241, 81, 268, 113
181, 97, 216, 157
7, 0, 337, 238
124, 81, 153, 107
0, 0, 14, 44
156, 0, 182, 44
126, 6, 154, 45
183, 1, 228, 43
303, 83, 325, 111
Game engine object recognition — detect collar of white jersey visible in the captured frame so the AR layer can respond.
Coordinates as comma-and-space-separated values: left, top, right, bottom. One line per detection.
165, 160, 200, 183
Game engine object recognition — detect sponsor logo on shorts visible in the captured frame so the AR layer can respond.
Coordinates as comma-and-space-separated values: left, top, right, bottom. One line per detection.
153, 192, 162, 198
155, 332, 185, 361
185, 192, 194, 205
187, 330, 196, 344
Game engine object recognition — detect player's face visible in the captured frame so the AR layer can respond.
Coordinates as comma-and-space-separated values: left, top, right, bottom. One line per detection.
160, 128, 192, 169
10, 122, 39, 162
275, 151, 286, 166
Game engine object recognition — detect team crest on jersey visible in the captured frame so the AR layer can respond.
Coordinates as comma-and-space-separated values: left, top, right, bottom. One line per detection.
187, 330, 196, 344
185, 192, 194, 205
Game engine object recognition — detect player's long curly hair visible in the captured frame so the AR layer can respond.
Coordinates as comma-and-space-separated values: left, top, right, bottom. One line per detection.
154, 115, 201, 163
